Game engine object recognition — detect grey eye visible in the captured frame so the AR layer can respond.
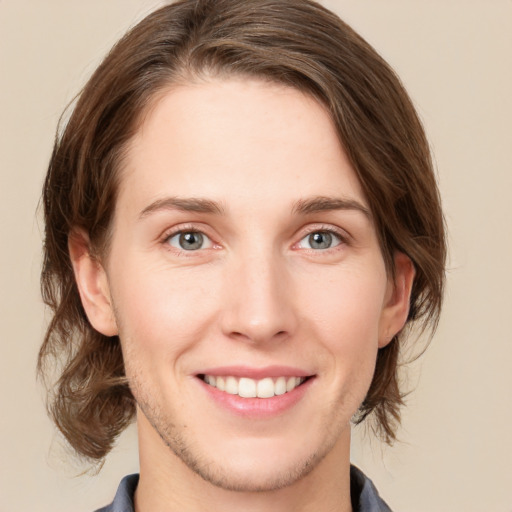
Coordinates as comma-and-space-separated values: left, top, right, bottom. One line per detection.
168, 231, 211, 251
298, 231, 342, 250
309, 232, 332, 249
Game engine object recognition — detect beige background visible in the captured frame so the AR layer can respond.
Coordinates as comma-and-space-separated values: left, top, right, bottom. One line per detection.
1, 1, 511, 511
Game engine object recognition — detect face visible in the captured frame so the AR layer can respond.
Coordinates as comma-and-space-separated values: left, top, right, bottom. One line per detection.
74, 78, 412, 492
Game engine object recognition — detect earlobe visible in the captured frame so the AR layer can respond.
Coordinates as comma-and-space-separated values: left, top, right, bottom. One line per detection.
378, 252, 415, 348
68, 229, 118, 337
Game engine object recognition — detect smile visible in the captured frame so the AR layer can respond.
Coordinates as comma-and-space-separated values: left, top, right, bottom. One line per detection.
200, 375, 307, 398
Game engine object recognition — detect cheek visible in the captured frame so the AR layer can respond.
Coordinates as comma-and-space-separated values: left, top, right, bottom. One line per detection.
303, 266, 387, 341
110, 262, 219, 363
301, 265, 387, 384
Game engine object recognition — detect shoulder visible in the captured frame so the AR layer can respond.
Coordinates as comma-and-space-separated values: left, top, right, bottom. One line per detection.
350, 465, 393, 512
94, 474, 139, 512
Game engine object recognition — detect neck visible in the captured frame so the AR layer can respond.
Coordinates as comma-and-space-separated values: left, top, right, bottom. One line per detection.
134, 414, 353, 512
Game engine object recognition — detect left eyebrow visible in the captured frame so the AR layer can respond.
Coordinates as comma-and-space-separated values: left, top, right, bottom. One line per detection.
292, 196, 371, 218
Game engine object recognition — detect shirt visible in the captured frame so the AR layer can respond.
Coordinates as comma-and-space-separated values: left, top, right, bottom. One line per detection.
95, 465, 392, 512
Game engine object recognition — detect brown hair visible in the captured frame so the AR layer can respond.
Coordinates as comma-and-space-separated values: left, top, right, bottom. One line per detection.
38, 0, 446, 463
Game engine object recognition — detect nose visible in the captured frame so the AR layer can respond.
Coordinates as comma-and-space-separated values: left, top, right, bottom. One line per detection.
219, 247, 297, 345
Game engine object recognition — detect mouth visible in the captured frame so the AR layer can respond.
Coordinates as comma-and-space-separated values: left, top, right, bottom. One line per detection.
198, 374, 309, 399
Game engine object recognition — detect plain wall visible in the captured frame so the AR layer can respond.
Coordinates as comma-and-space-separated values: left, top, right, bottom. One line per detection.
1, 1, 511, 510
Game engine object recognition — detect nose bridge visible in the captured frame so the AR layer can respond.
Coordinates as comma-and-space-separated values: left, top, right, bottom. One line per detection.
221, 241, 296, 343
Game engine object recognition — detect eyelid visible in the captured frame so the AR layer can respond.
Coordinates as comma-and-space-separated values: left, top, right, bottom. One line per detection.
160, 223, 219, 251
293, 224, 350, 250
158, 222, 350, 253
167, 231, 214, 250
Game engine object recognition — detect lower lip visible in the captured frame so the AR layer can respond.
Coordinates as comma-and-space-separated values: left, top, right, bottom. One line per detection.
198, 377, 314, 418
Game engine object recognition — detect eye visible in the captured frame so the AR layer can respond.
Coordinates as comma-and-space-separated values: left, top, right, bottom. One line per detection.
166, 231, 213, 251
297, 230, 342, 250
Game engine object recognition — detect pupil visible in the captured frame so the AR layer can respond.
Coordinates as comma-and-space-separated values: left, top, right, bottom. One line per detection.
179, 232, 203, 250
310, 232, 331, 249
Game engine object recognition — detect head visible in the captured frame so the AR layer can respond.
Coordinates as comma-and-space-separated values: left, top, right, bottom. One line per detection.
39, 0, 445, 472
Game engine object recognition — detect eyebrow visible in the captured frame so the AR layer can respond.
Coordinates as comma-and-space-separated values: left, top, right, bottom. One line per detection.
292, 196, 371, 218
139, 197, 226, 219
138, 195, 370, 220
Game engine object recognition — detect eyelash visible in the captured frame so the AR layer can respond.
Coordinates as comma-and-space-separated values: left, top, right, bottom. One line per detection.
160, 224, 349, 254
161, 224, 216, 254
294, 225, 348, 252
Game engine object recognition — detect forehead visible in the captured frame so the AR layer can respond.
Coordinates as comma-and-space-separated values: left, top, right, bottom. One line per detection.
117, 77, 366, 217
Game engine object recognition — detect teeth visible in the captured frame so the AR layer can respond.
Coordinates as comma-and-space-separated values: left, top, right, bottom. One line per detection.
257, 377, 274, 398
286, 377, 296, 392
216, 376, 225, 391
225, 376, 238, 395
239, 377, 256, 398
274, 376, 287, 396
202, 375, 305, 398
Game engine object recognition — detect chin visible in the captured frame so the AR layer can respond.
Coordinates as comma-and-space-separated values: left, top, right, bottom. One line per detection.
148, 412, 345, 493
179, 446, 327, 493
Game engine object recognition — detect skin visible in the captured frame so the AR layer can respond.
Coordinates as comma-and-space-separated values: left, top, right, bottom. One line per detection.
70, 78, 414, 512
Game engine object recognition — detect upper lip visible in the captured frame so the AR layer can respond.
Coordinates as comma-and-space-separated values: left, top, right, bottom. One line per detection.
196, 365, 313, 379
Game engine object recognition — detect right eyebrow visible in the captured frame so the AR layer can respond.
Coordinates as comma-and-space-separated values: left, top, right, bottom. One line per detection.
138, 196, 226, 219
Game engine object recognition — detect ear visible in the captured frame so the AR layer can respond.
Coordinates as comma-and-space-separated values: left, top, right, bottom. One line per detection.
378, 252, 415, 348
68, 229, 118, 337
